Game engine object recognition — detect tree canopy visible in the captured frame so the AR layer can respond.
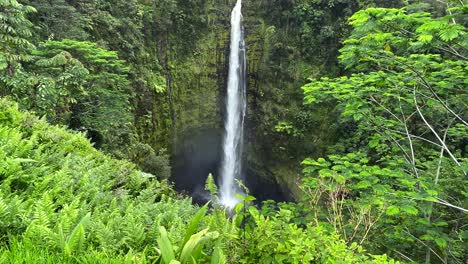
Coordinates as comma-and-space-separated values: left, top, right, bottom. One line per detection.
302, 5, 467, 262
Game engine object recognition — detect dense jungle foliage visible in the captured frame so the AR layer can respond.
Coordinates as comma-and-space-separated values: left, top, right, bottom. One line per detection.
0, 99, 397, 262
0, 0, 466, 263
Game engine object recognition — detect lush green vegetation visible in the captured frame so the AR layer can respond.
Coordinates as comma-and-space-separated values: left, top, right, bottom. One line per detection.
0, 0, 466, 263
299, 4, 467, 263
0, 99, 398, 262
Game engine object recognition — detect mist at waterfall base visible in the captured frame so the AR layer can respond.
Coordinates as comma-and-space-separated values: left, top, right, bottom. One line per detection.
171, 129, 288, 206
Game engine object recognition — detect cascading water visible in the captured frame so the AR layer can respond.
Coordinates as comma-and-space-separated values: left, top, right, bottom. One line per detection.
219, 0, 247, 209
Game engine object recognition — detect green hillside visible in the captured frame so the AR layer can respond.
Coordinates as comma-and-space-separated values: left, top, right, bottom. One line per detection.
1, 0, 466, 262
0, 99, 398, 263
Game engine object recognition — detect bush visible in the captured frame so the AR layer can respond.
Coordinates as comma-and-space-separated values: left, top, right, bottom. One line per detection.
0, 98, 208, 262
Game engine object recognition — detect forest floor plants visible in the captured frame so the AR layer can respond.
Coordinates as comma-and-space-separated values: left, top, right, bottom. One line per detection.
0, 98, 227, 263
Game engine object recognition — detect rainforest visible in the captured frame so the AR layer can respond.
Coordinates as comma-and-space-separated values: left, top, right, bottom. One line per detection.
0, 0, 466, 263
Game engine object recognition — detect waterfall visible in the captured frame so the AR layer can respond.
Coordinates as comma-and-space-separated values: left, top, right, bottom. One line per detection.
219, 0, 247, 209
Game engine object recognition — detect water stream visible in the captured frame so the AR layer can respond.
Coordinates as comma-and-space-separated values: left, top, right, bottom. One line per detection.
219, 0, 247, 208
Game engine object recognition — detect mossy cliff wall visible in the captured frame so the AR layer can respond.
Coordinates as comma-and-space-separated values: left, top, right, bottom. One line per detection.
160, 1, 230, 197
15, 0, 404, 199
152, 0, 403, 200
162, 0, 348, 200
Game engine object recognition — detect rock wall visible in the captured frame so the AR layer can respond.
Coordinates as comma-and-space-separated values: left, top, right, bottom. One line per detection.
165, 0, 367, 200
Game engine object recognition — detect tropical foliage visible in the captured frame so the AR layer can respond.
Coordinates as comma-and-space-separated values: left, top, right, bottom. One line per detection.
0, 98, 204, 262
0, 0, 466, 263
0, 99, 397, 263
302, 5, 467, 263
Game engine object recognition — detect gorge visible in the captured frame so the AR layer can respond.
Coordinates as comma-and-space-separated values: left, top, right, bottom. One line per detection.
2, 0, 466, 262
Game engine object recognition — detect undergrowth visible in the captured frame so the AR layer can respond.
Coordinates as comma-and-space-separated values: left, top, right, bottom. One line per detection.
0, 98, 397, 263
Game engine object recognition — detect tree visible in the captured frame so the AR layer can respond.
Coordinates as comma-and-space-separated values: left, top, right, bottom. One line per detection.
302, 5, 467, 263
4, 39, 133, 153
0, 0, 35, 78
20, 0, 89, 40
7, 48, 88, 123
35, 40, 132, 149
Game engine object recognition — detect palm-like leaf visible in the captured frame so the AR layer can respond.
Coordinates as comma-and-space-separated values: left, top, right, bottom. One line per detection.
182, 203, 209, 247
156, 226, 175, 264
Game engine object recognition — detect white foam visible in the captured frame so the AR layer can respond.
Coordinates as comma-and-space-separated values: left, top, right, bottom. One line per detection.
219, 0, 247, 209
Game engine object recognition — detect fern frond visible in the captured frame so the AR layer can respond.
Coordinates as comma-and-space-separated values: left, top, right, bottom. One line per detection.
64, 212, 91, 256
0, 196, 9, 220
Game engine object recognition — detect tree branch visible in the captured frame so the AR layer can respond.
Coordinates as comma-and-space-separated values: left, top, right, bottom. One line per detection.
413, 88, 464, 171
399, 94, 419, 179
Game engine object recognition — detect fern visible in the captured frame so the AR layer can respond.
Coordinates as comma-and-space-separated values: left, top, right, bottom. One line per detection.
0, 100, 229, 262
31, 192, 55, 228
64, 212, 91, 256
0, 196, 9, 221
210, 241, 225, 264
89, 220, 117, 251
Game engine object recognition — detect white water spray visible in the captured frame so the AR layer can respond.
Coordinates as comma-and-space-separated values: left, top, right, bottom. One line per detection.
219, 0, 247, 209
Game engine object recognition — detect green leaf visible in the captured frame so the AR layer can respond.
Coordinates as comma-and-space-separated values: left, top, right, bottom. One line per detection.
418, 34, 433, 43
459, 231, 468, 240
0, 54, 7, 70
421, 234, 433, 241
368, 134, 381, 148
435, 238, 447, 249
433, 221, 448, 227
210, 242, 225, 264
386, 206, 400, 216
319, 169, 333, 178
248, 206, 260, 220
180, 228, 218, 263
13, 158, 38, 163
182, 203, 209, 247
334, 174, 346, 184
439, 27, 460, 41
244, 195, 256, 202
356, 180, 371, 189
65, 212, 91, 256
401, 205, 418, 215
423, 196, 438, 202
302, 158, 330, 168
157, 226, 176, 264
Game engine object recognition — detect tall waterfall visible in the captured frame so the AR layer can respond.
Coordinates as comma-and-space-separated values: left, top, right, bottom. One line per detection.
219, 0, 247, 208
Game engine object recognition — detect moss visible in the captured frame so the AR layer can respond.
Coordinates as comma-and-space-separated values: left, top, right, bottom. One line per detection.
153, 0, 352, 198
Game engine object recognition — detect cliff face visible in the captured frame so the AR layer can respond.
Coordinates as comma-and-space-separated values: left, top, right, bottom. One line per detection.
16, 0, 402, 200
163, 1, 230, 198
166, 0, 355, 200
241, 1, 357, 199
